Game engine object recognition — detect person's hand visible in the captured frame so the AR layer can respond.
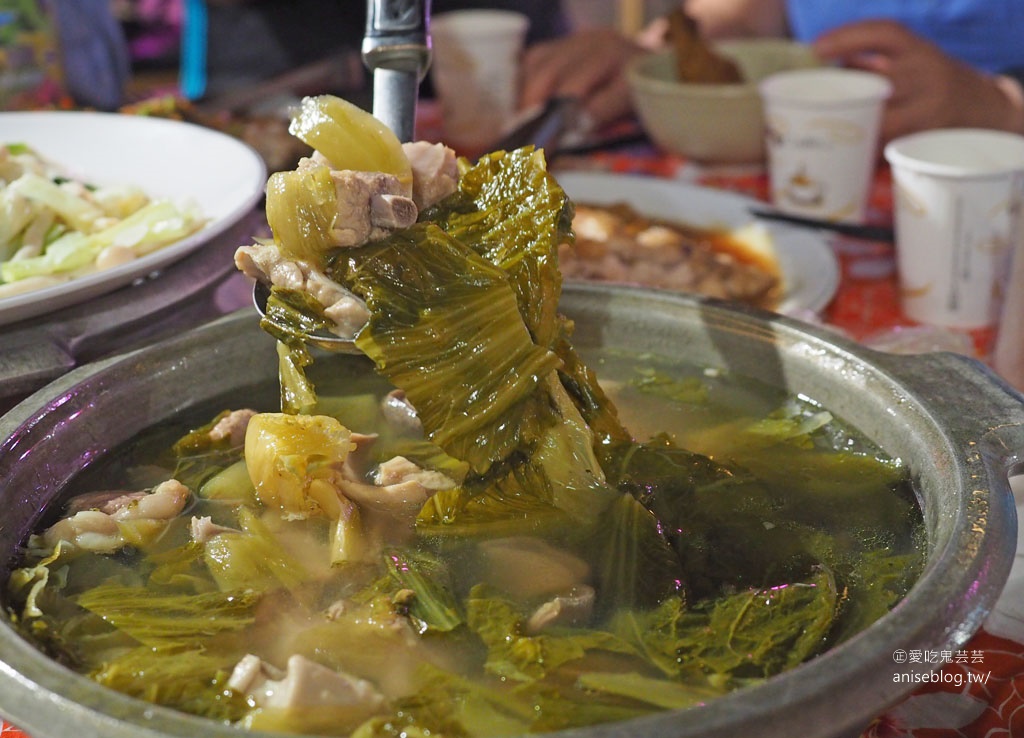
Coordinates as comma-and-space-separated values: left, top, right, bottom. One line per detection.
519, 28, 645, 132
813, 20, 1024, 143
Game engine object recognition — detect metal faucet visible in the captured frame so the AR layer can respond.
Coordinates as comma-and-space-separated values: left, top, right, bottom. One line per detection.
362, 0, 432, 142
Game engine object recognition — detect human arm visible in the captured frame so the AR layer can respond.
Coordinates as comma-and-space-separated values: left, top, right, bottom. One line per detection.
519, 28, 647, 131
517, 0, 790, 131
682, 0, 788, 39
813, 20, 1024, 143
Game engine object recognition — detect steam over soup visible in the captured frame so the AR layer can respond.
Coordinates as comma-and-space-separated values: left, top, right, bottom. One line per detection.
5, 96, 924, 737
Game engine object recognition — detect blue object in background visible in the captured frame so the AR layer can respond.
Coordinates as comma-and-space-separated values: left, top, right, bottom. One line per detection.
179, 0, 206, 99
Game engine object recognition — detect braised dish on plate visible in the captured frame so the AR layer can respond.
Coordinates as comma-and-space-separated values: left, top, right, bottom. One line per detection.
563, 201, 782, 310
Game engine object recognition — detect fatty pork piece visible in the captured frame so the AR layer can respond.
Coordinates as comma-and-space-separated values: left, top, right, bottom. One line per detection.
525, 585, 597, 634
40, 479, 190, 554
299, 155, 418, 247
227, 653, 385, 730
476, 537, 597, 632
234, 240, 370, 339
476, 536, 591, 599
401, 140, 459, 210
380, 389, 421, 435
333, 453, 457, 557
209, 408, 257, 446
336, 455, 457, 550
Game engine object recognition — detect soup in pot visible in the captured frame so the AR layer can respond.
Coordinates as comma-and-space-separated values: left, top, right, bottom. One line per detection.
4, 95, 924, 737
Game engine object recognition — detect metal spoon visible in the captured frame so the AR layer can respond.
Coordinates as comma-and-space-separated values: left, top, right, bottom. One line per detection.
250, 0, 430, 350
362, 0, 431, 143
252, 281, 361, 353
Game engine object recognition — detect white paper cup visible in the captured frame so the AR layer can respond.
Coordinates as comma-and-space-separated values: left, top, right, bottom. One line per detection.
429, 9, 529, 151
884, 128, 1024, 330
759, 68, 892, 223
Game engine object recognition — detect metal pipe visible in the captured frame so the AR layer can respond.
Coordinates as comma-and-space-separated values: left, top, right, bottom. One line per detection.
362, 0, 432, 142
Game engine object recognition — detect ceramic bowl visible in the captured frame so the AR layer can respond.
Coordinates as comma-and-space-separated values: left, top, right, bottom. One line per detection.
628, 39, 819, 163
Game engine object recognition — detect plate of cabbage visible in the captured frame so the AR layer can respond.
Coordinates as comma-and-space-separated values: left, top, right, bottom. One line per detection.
0, 111, 266, 326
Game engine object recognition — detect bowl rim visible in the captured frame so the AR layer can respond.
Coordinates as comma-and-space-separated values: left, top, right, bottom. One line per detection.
627, 40, 819, 96
627, 51, 759, 97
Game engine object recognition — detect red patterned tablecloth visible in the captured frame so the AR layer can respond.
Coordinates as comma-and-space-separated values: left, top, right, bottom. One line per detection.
2, 113, 1021, 738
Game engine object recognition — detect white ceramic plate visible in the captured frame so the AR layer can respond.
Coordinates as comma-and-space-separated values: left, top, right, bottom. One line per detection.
0, 111, 266, 326
556, 171, 840, 315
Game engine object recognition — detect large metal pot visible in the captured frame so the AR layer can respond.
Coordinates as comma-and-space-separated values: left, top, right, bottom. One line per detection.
0, 283, 1020, 738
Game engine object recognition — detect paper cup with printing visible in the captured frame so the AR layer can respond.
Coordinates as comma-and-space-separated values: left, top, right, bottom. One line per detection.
759, 68, 891, 223
884, 128, 1024, 329
429, 9, 529, 152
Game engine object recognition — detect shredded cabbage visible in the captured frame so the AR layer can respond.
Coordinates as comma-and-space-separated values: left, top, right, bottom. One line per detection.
0, 143, 205, 292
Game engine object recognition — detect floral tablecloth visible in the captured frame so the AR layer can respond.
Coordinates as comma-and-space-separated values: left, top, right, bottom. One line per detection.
1, 114, 1022, 738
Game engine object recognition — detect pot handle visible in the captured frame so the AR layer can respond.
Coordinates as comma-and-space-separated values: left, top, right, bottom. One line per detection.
873, 349, 1024, 473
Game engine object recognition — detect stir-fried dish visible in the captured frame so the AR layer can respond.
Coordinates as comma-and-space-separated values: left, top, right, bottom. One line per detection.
4, 96, 925, 737
0, 143, 204, 299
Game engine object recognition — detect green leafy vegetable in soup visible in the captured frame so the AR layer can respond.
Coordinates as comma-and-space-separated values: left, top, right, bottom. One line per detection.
4, 96, 925, 737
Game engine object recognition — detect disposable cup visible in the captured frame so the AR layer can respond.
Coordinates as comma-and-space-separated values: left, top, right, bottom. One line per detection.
759, 68, 891, 223
884, 128, 1024, 330
428, 9, 529, 151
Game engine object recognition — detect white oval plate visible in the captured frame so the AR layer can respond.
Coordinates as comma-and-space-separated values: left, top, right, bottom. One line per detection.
556, 171, 840, 315
0, 111, 267, 327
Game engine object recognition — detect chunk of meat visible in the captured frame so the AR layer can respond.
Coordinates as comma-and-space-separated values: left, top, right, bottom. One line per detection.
401, 141, 458, 210
525, 585, 596, 634
374, 456, 453, 491
40, 510, 120, 553
234, 240, 303, 290
209, 409, 257, 446
42, 479, 191, 553
234, 241, 370, 339
335, 456, 457, 555
66, 490, 147, 516
110, 479, 190, 521
341, 432, 379, 481
380, 389, 421, 434
476, 537, 591, 600
307, 161, 416, 247
190, 515, 239, 544
228, 653, 385, 724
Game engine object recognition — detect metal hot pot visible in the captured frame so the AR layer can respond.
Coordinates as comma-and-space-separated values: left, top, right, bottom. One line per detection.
0, 283, 1019, 738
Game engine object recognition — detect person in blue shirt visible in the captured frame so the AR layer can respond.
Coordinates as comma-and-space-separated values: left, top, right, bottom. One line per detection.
521, 0, 1024, 144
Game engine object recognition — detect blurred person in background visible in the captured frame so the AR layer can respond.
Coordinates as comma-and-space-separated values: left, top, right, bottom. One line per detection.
51, 0, 131, 109
0, 0, 129, 110
521, 0, 1024, 144
190, 1, 570, 104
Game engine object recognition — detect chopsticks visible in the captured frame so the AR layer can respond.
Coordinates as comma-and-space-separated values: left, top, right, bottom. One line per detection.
749, 208, 895, 243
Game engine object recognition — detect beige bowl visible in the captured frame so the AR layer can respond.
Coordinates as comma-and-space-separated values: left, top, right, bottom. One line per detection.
628, 39, 820, 163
